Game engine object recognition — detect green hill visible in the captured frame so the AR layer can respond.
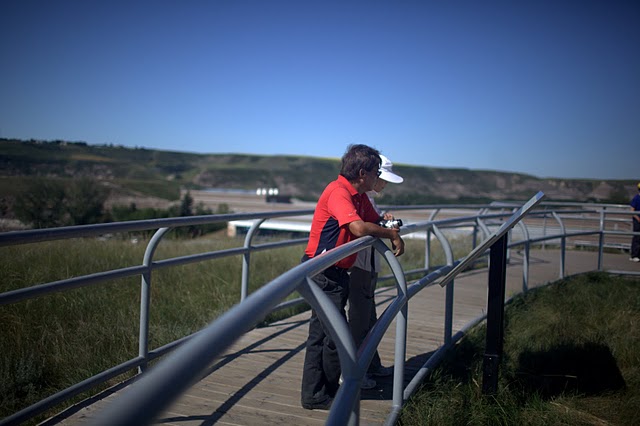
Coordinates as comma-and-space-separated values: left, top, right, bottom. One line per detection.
0, 138, 635, 209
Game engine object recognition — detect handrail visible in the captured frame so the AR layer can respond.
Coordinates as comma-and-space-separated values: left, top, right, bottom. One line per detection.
2, 197, 639, 425
0, 210, 315, 246
1, 209, 314, 425
93, 192, 546, 426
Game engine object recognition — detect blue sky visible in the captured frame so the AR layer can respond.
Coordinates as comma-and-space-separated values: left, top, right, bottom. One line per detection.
1, 1, 638, 180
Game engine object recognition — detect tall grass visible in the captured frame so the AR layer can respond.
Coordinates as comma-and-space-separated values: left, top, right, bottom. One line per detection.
0, 235, 301, 421
398, 272, 640, 426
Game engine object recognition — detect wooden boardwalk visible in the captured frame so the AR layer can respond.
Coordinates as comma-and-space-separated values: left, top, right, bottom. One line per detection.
48, 249, 636, 426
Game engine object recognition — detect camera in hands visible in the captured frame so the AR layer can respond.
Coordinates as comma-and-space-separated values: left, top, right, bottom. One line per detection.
378, 218, 403, 229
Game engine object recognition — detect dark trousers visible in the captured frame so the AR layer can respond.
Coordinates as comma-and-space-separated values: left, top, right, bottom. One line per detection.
632, 219, 640, 258
348, 266, 382, 372
300, 267, 349, 406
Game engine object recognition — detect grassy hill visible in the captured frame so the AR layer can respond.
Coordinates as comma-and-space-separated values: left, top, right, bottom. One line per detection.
0, 138, 635, 210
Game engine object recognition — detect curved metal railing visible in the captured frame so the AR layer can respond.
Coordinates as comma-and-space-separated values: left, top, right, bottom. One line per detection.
85, 193, 547, 424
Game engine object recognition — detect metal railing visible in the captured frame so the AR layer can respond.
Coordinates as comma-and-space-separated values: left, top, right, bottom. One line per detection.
1, 210, 315, 426
1, 193, 639, 425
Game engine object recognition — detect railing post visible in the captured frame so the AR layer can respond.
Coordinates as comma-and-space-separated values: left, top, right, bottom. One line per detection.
425, 228, 431, 272
241, 219, 266, 302
598, 208, 605, 271
472, 222, 478, 249
552, 212, 566, 279
542, 206, 548, 250
523, 239, 530, 293
432, 225, 454, 345
139, 227, 171, 373
517, 221, 531, 293
386, 243, 409, 421
482, 234, 508, 395
425, 209, 439, 272
444, 279, 454, 345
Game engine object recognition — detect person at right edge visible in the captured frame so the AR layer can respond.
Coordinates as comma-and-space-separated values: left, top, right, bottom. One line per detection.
300, 144, 405, 410
630, 182, 640, 262
347, 154, 403, 390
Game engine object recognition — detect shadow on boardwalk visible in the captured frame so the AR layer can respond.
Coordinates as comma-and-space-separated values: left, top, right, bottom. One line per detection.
47, 249, 635, 425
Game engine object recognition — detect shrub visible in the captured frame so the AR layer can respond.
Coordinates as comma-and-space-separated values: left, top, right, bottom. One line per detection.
13, 178, 109, 228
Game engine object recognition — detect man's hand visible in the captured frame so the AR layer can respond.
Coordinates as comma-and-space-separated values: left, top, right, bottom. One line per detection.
389, 229, 405, 257
348, 220, 405, 256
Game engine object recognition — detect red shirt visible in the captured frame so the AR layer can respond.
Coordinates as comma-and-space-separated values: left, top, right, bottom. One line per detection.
304, 175, 380, 269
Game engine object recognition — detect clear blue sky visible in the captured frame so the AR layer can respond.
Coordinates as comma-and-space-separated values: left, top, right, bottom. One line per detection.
1, 1, 638, 180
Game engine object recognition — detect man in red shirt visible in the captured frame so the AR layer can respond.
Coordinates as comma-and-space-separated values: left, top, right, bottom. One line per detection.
300, 144, 405, 410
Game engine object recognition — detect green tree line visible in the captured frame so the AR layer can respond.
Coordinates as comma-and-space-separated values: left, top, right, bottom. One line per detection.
12, 178, 228, 236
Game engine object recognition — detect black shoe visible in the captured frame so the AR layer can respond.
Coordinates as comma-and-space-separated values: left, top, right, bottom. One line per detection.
369, 365, 393, 377
302, 397, 333, 410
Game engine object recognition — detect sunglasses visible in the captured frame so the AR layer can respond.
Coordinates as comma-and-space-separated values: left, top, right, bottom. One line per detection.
363, 167, 382, 177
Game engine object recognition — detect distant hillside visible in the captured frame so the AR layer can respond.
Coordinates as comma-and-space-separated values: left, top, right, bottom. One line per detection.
0, 138, 635, 208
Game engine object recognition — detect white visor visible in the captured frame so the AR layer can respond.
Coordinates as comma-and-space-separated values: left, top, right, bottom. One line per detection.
379, 154, 403, 183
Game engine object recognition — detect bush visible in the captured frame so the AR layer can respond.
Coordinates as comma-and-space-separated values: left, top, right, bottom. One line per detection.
13, 178, 109, 228
108, 197, 230, 238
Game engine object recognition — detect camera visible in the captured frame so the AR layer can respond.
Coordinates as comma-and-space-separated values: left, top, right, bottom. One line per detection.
378, 218, 403, 229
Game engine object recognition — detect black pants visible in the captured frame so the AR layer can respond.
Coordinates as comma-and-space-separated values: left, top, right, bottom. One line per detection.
348, 266, 383, 372
300, 267, 349, 406
632, 219, 640, 258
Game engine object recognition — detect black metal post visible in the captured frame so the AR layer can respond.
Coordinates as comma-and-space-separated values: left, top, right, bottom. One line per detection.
482, 234, 508, 395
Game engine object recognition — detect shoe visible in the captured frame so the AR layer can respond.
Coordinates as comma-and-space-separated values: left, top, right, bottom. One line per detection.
369, 365, 393, 377
630, 257, 640, 262
338, 375, 377, 389
360, 375, 377, 390
302, 397, 333, 410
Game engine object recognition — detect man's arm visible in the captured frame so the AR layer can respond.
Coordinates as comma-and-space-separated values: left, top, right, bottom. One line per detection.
348, 220, 405, 256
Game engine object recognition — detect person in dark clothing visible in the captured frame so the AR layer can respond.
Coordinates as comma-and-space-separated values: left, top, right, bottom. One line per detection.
630, 182, 640, 262
300, 144, 405, 410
